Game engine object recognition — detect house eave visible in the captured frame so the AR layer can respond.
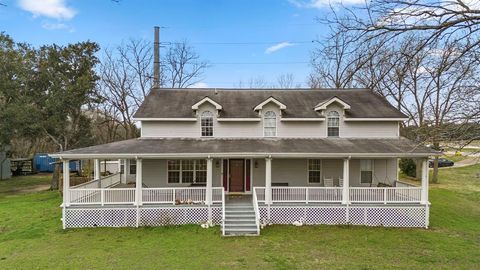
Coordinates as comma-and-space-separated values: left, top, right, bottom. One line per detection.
343, 118, 408, 122
51, 152, 439, 159
134, 118, 197, 121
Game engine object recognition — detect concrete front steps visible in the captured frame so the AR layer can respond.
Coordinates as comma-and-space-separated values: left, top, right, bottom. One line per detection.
223, 201, 259, 236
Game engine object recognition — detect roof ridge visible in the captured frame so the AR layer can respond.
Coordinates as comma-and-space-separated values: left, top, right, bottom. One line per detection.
150, 88, 371, 92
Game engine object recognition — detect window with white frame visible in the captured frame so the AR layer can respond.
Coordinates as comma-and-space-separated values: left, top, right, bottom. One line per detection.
129, 159, 136, 174
167, 160, 207, 184
308, 159, 322, 183
120, 160, 125, 174
263, 111, 277, 137
327, 111, 340, 137
360, 160, 373, 184
201, 111, 214, 137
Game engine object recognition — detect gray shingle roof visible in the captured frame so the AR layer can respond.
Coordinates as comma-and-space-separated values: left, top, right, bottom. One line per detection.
133, 88, 407, 119
54, 137, 438, 158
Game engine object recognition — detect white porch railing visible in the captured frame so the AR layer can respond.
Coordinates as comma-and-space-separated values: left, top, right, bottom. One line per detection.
69, 188, 135, 205
254, 186, 421, 204
254, 187, 343, 203
350, 187, 421, 203
142, 187, 223, 204
71, 173, 121, 189
222, 189, 226, 236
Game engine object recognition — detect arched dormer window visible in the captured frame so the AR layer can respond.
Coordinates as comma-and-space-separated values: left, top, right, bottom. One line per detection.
263, 111, 277, 137
201, 111, 214, 137
327, 111, 340, 137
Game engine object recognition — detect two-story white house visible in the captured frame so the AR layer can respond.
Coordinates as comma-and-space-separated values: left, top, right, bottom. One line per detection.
52, 88, 438, 236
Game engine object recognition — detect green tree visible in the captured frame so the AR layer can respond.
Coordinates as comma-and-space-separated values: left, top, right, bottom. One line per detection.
33, 42, 101, 189
0, 33, 41, 151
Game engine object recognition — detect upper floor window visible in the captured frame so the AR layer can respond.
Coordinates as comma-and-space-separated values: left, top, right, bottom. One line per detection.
201, 111, 213, 137
263, 111, 277, 137
327, 111, 340, 137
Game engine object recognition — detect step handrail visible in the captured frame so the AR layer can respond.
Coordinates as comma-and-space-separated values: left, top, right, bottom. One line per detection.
221, 189, 226, 236
252, 188, 261, 235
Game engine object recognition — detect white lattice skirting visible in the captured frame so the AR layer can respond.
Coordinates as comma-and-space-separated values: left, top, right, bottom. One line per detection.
63, 205, 428, 229
63, 206, 222, 229
259, 205, 429, 228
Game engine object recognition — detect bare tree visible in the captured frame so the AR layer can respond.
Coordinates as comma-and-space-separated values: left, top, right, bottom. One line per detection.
277, 73, 298, 88
327, 0, 480, 65
164, 42, 209, 88
309, 26, 387, 88
99, 39, 208, 140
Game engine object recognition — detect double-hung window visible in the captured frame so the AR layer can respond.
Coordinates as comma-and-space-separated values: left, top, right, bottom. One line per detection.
201, 111, 214, 137
360, 160, 373, 184
167, 160, 208, 184
308, 159, 322, 183
263, 111, 277, 137
327, 111, 340, 137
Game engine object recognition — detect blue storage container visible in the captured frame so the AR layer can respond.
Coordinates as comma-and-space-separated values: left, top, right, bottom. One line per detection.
34, 153, 80, 172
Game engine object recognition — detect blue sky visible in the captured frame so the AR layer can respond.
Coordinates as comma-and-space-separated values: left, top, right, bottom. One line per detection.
0, 0, 359, 88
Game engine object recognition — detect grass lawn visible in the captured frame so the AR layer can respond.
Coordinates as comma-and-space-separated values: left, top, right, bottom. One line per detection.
0, 166, 479, 269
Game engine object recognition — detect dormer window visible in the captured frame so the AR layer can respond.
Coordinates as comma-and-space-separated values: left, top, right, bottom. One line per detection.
263, 111, 277, 137
327, 111, 340, 137
201, 111, 213, 137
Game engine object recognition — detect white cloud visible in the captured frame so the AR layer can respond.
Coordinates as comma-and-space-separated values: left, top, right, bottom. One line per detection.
289, 0, 364, 9
189, 82, 209, 88
18, 0, 76, 20
265, 42, 295, 54
41, 22, 68, 30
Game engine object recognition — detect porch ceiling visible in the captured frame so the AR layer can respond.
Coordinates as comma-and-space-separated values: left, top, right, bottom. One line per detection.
51, 137, 439, 159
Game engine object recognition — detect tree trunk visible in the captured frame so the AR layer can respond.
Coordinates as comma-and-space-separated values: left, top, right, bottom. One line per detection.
432, 156, 439, 183
415, 159, 422, 180
51, 163, 60, 190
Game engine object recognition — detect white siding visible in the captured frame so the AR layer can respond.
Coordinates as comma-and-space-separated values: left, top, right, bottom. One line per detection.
342, 122, 399, 138
142, 159, 222, 188
136, 158, 398, 189
140, 101, 399, 138
349, 158, 397, 187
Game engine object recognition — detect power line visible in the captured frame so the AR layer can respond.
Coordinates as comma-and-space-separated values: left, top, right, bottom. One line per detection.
209, 61, 309, 65
162, 40, 315, 46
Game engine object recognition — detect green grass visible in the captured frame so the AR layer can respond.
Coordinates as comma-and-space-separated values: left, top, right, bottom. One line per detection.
0, 167, 479, 269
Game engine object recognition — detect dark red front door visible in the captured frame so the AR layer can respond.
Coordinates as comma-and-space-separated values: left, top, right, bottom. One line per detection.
229, 159, 244, 192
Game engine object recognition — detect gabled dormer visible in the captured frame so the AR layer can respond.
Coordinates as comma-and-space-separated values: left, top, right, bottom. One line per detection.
253, 96, 286, 116
192, 96, 222, 117
314, 96, 351, 116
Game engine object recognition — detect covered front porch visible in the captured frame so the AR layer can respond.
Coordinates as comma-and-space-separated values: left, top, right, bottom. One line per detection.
64, 156, 428, 207
53, 137, 437, 231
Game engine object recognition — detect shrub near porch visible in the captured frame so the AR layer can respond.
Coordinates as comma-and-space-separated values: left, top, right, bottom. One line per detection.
0, 165, 479, 269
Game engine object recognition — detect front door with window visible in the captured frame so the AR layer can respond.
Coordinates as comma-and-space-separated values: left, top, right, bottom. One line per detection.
229, 159, 244, 192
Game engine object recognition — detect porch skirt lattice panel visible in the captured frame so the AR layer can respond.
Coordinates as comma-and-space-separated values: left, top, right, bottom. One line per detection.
211, 207, 222, 225
259, 206, 347, 225
349, 206, 427, 228
139, 207, 209, 226
259, 205, 428, 228
64, 208, 137, 228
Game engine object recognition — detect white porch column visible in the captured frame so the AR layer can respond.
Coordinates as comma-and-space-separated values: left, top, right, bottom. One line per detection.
342, 158, 350, 205
206, 157, 213, 205
135, 159, 143, 206
421, 158, 429, 204
265, 157, 272, 205
63, 159, 70, 207
94, 159, 101, 187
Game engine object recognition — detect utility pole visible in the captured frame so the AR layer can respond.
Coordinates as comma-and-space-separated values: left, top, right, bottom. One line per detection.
153, 26, 160, 88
